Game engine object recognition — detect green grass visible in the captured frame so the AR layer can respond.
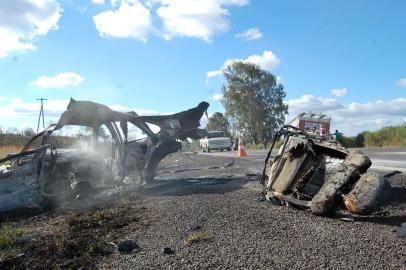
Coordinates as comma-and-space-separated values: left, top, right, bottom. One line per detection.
246, 140, 283, 150
341, 123, 406, 148
0, 224, 24, 248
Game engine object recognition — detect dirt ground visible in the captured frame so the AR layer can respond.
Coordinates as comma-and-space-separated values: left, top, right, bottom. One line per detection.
1, 152, 405, 269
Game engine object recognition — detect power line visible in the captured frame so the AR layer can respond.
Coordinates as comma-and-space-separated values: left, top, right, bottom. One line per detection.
36, 98, 47, 133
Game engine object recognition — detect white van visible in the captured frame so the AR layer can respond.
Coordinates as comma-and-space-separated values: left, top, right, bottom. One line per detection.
200, 131, 232, 152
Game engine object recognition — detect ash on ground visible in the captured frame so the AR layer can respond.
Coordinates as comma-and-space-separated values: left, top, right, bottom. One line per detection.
1, 152, 405, 270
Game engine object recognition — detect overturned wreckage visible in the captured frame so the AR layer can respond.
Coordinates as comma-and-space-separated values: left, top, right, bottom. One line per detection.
263, 126, 391, 216
0, 99, 209, 213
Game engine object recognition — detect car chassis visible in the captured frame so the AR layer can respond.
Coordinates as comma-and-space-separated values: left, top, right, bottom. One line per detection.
0, 99, 209, 213
263, 126, 392, 216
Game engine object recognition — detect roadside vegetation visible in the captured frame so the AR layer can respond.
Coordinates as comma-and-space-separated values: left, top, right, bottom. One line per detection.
0, 224, 24, 248
0, 198, 148, 269
341, 123, 406, 148
245, 140, 284, 150
0, 129, 82, 158
202, 61, 287, 150
221, 62, 288, 146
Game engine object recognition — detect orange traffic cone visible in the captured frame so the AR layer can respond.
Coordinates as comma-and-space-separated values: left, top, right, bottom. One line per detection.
237, 137, 247, 157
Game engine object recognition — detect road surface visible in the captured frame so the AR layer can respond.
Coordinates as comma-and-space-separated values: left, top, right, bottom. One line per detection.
202, 147, 406, 172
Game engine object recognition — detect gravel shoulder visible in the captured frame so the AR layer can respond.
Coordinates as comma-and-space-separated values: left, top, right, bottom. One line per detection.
1, 152, 404, 269
105, 152, 406, 270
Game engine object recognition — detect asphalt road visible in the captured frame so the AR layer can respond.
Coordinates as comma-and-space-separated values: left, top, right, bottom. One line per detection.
202, 147, 406, 172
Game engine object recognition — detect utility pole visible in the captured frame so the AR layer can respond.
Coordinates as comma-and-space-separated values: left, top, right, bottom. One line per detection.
36, 98, 47, 133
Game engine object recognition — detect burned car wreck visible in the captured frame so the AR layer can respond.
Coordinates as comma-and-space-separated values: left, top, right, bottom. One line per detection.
0, 99, 209, 213
263, 125, 392, 216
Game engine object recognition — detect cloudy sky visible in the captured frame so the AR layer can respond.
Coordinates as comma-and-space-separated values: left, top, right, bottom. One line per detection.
0, 0, 405, 135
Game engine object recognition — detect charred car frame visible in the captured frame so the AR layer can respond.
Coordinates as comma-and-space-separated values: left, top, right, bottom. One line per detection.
0, 99, 209, 213
262, 125, 392, 216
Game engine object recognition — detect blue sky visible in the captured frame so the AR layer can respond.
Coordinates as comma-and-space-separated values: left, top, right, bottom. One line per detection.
0, 0, 405, 135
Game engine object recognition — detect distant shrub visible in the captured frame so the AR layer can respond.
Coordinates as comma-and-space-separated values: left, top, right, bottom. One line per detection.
245, 143, 266, 150
342, 124, 406, 148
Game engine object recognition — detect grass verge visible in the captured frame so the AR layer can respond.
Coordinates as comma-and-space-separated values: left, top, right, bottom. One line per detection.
0, 224, 24, 248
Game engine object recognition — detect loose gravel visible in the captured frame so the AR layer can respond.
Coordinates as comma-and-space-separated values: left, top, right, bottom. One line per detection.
104, 152, 406, 270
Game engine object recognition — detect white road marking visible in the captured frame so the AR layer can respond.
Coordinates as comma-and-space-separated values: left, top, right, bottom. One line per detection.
203, 150, 406, 172
370, 159, 406, 165
370, 165, 406, 172
370, 158, 406, 172
373, 152, 406, 155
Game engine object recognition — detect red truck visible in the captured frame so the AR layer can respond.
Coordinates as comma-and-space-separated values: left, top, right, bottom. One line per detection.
289, 112, 331, 138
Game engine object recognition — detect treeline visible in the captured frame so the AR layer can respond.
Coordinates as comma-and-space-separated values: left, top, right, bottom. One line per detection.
341, 124, 406, 148
0, 133, 78, 149
0, 133, 33, 148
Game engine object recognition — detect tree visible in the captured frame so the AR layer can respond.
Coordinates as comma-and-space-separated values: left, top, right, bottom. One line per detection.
23, 127, 36, 137
206, 112, 230, 133
221, 62, 288, 145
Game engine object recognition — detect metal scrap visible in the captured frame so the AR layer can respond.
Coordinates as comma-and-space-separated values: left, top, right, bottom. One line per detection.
0, 98, 209, 213
264, 125, 392, 216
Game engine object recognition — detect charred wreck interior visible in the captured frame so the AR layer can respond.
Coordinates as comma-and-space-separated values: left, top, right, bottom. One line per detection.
0, 99, 209, 213
264, 125, 392, 216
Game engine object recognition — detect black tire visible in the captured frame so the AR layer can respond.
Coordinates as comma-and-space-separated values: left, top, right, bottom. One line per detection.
227, 148, 231, 151
220, 149, 224, 152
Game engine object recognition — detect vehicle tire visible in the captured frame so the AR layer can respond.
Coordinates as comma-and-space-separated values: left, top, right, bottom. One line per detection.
207, 148, 211, 153
220, 149, 223, 152
227, 148, 231, 151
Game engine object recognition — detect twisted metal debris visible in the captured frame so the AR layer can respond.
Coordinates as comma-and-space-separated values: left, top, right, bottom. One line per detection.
0, 99, 209, 213
263, 125, 391, 216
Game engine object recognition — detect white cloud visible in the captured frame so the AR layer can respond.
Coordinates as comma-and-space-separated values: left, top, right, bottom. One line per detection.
287, 94, 406, 135
243, 51, 280, 70
156, 0, 248, 42
212, 93, 223, 101
92, 0, 248, 42
92, 0, 105, 4
276, 76, 283, 85
30, 72, 84, 89
331, 88, 348, 97
0, 98, 70, 119
206, 50, 281, 81
0, 98, 166, 132
338, 98, 406, 117
206, 70, 223, 82
396, 78, 406, 87
235, 27, 262, 41
93, 0, 152, 42
222, 0, 249, 5
0, 98, 164, 121
0, 0, 62, 58
0, 96, 6, 101
288, 94, 344, 114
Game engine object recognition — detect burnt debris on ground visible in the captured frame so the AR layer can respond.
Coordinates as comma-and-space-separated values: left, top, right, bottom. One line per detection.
264, 125, 394, 216
0, 197, 148, 269
0, 151, 405, 269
